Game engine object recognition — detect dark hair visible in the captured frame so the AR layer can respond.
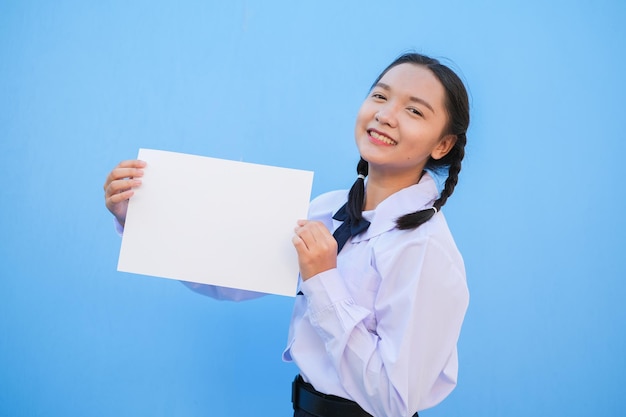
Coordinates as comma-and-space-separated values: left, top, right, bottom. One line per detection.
347, 52, 470, 230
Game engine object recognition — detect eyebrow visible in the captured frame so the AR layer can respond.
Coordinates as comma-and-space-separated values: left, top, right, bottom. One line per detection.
375, 82, 435, 114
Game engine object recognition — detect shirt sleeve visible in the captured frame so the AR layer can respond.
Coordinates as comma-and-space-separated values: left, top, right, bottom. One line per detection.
300, 231, 469, 415
181, 281, 266, 301
114, 217, 124, 235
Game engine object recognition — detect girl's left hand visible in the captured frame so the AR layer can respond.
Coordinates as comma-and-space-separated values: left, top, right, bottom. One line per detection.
292, 220, 338, 280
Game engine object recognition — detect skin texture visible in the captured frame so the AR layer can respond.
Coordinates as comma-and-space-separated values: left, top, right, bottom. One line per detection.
103, 63, 456, 281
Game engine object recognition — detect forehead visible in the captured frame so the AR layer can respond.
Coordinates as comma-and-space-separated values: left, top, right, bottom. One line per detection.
378, 63, 446, 109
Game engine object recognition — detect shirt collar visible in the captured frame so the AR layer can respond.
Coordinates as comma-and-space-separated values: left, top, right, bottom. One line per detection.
342, 172, 439, 242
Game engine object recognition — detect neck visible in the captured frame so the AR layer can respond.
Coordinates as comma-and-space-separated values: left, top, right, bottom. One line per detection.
364, 168, 424, 211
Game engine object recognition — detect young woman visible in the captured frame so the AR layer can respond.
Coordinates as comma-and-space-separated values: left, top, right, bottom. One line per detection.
104, 52, 470, 417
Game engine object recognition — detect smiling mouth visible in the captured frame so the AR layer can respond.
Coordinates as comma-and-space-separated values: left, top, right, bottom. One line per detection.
369, 130, 397, 145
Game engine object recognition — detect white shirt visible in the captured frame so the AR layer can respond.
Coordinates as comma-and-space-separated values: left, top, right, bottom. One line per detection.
283, 173, 468, 416
145, 173, 469, 416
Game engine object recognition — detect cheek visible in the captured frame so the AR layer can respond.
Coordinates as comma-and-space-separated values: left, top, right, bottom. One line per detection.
356, 100, 378, 125
354, 107, 369, 134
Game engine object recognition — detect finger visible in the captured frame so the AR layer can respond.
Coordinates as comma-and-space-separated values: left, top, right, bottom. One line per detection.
117, 159, 147, 169
304, 221, 334, 240
103, 160, 146, 190
106, 177, 142, 194
295, 221, 336, 249
294, 227, 316, 250
305, 222, 337, 252
105, 178, 142, 198
108, 166, 145, 182
292, 234, 308, 252
106, 189, 134, 205
104, 168, 144, 191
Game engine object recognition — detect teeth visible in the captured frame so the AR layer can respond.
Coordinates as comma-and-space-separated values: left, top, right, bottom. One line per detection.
370, 130, 397, 145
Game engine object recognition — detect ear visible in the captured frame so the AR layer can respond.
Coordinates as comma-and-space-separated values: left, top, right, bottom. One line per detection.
431, 134, 457, 160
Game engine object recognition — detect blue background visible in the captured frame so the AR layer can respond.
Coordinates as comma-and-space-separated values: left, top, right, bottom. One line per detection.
1, 1, 625, 416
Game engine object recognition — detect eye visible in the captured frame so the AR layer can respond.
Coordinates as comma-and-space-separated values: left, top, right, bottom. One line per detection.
408, 107, 424, 117
371, 92, 386, 101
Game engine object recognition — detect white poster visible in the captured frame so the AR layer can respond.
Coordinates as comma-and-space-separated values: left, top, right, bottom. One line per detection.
117, 148, 314, 297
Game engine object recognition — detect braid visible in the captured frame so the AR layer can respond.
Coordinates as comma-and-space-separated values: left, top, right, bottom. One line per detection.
434, 132, 465, 210
347, 158, 368, 222
396, 132, 466, 230
395, 206, 438, 230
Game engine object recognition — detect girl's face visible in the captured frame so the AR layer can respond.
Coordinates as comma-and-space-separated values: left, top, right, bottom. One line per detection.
355, 63, 456, 179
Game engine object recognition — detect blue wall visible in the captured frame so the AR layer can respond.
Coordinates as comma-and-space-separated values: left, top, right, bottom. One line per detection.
1, 1, 625, 416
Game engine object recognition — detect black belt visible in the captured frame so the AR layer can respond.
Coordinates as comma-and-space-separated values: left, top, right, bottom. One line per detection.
292, 375, 418, 417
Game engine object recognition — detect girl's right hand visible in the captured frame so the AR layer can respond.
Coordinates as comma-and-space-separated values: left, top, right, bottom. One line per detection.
103, 160, 146, 226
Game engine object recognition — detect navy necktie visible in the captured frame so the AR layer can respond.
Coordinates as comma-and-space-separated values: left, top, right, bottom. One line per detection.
332, 203, 371, 253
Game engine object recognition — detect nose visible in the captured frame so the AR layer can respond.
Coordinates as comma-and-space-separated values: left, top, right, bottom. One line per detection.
375, 106, 397, 127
